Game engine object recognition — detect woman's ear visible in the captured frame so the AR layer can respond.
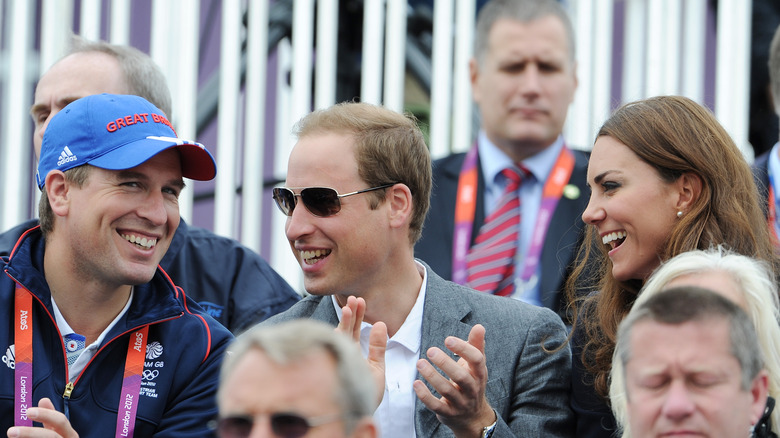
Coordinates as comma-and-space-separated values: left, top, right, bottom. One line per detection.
387, 183, 413, 230
45, 170, 72, 217
676, 172, 703, 213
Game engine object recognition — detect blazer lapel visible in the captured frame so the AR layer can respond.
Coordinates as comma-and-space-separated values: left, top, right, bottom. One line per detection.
310, 295, 340, 325
414, 265, 474, 437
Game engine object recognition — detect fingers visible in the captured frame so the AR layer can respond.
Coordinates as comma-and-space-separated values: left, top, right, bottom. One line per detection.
7, 428, 68, 438
413, 325, 493, 433
414, 352, 461, 416
439, 324, 486, 365
335, 296, 366, 342
467, 324, 486, 355
37, 398, 56, 411
351, 296, 366, 335
413, 377, 447, 412
367, 322, 387, 371
7, 398, 79, 438
367, 321, 388, 408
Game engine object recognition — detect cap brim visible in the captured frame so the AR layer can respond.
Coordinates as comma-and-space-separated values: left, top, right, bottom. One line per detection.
87, 136, 216, 181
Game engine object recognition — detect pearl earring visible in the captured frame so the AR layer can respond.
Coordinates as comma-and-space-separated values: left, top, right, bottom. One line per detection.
677, 211, 683, 218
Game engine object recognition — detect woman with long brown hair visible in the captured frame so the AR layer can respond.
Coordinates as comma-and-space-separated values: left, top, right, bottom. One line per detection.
568, 95, 779, 437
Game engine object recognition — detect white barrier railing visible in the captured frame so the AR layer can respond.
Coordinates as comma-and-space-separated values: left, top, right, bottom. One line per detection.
0, 0, 754, 292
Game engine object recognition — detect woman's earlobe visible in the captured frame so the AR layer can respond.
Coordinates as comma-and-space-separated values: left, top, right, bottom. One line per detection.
677, 172, 703, 210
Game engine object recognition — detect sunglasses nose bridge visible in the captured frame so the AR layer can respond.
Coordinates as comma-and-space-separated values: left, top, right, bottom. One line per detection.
248, 416, 274, 438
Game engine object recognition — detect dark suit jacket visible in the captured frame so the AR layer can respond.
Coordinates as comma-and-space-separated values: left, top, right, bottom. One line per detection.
265, 262, 575, 438
414, 147, 590, 317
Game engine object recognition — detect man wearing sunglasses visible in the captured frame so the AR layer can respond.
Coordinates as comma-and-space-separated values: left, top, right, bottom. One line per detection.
266, 102, 574, 437
216, 319, 379, 438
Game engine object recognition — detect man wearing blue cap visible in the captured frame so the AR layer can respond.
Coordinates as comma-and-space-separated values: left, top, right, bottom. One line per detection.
0, 37, 300, 334
1, 93, 232, 437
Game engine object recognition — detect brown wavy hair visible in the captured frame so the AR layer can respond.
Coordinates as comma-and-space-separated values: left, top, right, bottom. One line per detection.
566, 95, 779, 399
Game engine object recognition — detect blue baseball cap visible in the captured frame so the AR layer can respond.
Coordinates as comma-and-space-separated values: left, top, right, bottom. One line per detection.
36, 93, 216, 189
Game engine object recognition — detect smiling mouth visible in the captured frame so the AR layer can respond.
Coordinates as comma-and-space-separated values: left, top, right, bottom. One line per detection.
300, 249, 331, 265
122, 233, 157, 249
602, 231, 626, 250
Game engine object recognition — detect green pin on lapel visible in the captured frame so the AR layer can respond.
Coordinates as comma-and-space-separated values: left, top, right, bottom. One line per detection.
563, 184, 580, 200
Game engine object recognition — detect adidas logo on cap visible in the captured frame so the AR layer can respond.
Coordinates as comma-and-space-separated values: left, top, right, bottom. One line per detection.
57, 146, 77, 167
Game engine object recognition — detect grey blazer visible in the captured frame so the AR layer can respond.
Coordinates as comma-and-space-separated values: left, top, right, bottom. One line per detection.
264, 262, 575, 437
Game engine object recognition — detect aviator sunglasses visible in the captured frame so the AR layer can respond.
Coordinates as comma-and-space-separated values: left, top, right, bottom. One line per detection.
272, 183, 397, 217
211, 412, 342, 438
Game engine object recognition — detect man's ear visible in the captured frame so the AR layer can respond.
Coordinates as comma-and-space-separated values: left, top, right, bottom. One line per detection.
749, 370, 770, 427
469, 57, 481, 103
45, 170, 72, 217
387, 183, 413, 230
349, 417, 378, 438
675, 172, 703, 213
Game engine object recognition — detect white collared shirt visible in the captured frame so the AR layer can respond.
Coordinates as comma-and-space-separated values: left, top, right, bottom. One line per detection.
52, 288, 134, 382
332, 261, 428, 438
477, 131, 566, 306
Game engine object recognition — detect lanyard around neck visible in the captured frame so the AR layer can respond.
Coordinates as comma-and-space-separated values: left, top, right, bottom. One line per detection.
14, 284, 33, 426
14, 282, 148, 437
451, 144, 575, 287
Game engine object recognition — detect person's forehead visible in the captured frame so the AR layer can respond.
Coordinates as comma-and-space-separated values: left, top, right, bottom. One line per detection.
230, 351, 340, 422
36, 51, 128, 99
627, 319, 736, 369
487, 15, 572, 56
287, 132, 360, 186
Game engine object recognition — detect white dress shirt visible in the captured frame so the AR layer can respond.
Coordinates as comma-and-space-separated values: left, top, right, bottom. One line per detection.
332, 261, 428, 438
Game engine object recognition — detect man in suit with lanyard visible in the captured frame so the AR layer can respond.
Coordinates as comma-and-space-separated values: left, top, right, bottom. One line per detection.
753, 24, 780, 246
265, 101, 574, 437
415, 0, 588, 317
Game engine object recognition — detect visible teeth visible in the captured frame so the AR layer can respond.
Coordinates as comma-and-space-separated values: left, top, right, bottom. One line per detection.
122, 233, 157, 249
602, 231, 627, 245
300, 249, 331, 265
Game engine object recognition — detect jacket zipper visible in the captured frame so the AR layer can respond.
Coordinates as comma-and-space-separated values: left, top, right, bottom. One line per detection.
63, 381, 74, 419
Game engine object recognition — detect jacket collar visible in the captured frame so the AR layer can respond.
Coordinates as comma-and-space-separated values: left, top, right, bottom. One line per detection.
5, 227, 185, 336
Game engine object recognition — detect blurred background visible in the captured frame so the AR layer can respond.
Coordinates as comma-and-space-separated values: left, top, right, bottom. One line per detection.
0, 0, 773, 292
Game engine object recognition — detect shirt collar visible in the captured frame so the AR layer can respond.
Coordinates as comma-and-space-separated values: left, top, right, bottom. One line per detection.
52, 287, 134, 347
332, 261, 427, 353
477, 131, 565, 185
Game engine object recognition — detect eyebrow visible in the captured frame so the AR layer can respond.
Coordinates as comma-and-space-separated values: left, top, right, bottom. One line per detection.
592, 170, 617, 185
29, 96, 82, 118
117, 169, 186, 191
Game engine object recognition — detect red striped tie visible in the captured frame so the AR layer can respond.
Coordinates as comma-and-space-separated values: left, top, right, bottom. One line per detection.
466, 167, 523, 296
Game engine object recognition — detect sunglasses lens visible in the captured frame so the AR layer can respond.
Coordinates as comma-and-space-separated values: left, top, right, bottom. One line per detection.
271, 414, 310, 438
272, 188, 296, 216
300, 188, 341, 217
216, 416, 253, 438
